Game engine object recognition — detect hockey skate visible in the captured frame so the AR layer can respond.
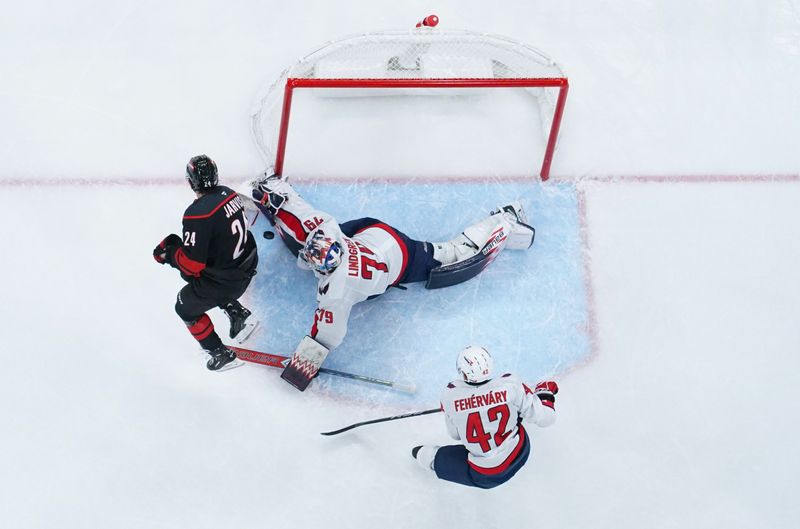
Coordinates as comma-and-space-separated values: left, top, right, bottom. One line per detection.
221, 300, 259, 344
490, 201, 535, 250
205, 345, 242, 371
411, 445, 439, 472
431, 235, 478, 266
491, 200, 527, 224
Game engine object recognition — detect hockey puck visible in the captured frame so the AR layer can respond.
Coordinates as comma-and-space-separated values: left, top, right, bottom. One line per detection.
263, 230, 275, 240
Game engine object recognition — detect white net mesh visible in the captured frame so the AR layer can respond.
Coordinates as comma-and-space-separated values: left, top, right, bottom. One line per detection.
251, 28, 567, 177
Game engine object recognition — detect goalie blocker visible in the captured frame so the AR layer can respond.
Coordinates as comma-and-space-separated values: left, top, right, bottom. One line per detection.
281, 335, 331, 391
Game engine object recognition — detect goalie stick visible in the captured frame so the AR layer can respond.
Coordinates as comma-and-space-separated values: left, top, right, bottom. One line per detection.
320, 408, 443, 436
228, 346, 416, 393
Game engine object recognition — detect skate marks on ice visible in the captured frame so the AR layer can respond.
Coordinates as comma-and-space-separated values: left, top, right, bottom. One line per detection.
244, 180, 591, 405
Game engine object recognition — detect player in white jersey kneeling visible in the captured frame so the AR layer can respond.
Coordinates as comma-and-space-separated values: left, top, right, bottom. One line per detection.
412, 346, 558, 489
248, 174, 536, 391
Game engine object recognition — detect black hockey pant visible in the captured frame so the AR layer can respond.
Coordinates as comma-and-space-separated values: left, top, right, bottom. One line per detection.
175, 277, 253, 351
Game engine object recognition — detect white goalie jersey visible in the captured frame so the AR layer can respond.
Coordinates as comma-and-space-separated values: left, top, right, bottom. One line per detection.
269, 188, 408, 351
305, 220, 408, 349
440, 374, 556, 474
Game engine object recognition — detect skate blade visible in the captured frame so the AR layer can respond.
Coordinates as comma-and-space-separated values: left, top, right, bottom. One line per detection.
234, 320, 260, 345
211, 359, 245, 372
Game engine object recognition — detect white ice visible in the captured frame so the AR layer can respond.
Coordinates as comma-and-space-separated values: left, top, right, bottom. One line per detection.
1, 1, 799, 528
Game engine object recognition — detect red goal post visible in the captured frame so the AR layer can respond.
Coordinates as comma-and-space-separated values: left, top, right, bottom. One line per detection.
251, 23, 569, 181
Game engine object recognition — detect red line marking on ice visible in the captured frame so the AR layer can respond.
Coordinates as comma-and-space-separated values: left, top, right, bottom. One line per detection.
9, 172, 794, 388
575, 174, 800, 184
0, 177, 181, 187
561, 187, 600, 378
1, 173, 798, 187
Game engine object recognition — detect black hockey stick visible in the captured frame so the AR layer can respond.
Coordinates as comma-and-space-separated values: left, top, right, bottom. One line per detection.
230, 346, 416, 393
320, 408, 442, 436
318, 366, 416, 393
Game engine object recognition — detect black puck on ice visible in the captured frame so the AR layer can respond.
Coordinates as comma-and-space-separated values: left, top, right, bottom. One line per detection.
263, 230, 275, 240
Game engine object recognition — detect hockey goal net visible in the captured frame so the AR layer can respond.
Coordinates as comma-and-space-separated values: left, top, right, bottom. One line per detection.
251, 19, 568, 181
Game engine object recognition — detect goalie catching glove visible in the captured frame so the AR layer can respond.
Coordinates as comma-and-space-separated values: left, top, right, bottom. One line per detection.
249, 172, 295, 221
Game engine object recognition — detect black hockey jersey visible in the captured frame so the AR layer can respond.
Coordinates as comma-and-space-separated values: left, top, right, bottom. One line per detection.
172, 186, 257, 284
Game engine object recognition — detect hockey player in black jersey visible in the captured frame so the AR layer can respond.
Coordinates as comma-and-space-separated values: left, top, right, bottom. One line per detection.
153, 155, 258, 370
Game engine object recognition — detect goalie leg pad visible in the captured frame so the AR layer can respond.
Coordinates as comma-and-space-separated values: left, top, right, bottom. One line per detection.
427, 201, 534, 288
426, 227, 509, 289
432, 213, 511, 266
280, 335, 330, 391
431, 235, 477, 266
427, 214, 511, 289
462, 214, 511, 252
425, 244, 494, 289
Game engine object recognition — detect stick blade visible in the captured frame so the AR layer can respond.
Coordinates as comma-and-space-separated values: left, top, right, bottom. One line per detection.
320, 429, 342, 437
392, 382, 416, 394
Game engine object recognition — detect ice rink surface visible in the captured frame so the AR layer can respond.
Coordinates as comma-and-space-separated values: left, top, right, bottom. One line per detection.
2, 1, 800, 528
246, 180, 588, 406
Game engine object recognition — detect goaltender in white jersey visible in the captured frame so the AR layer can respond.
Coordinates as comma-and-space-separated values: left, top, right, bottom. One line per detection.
413, 346, 558, 489
249, 174, 537, 391
304, 221, 406, 350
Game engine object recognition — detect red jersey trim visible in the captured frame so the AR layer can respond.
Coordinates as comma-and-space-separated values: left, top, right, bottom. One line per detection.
468, 424, 527, 476
175, 248, 206, 277
310, 309, 321, 339
354, 223, 409, 286
276, 209, 307, 242
183, 193, 237, 220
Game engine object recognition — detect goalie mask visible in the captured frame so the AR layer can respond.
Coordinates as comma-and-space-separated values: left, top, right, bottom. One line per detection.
301, 229, 343, 274
456, 346, 493, 383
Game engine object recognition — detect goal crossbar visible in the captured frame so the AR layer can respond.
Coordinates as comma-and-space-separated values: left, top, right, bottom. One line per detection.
274, 77, 569, 180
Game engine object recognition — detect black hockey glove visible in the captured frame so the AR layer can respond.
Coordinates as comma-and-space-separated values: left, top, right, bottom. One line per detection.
153, 234, 182, 264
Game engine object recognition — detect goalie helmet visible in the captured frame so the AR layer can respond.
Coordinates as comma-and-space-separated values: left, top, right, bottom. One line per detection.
456, 345, 493, 383
186, 155, 219, 192
301, 229, 343, 274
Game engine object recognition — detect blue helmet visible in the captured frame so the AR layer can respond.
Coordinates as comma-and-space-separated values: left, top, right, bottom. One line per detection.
302, 229, 343, 274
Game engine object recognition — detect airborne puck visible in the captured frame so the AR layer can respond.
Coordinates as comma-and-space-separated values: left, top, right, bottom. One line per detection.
263, 230, 275, 240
